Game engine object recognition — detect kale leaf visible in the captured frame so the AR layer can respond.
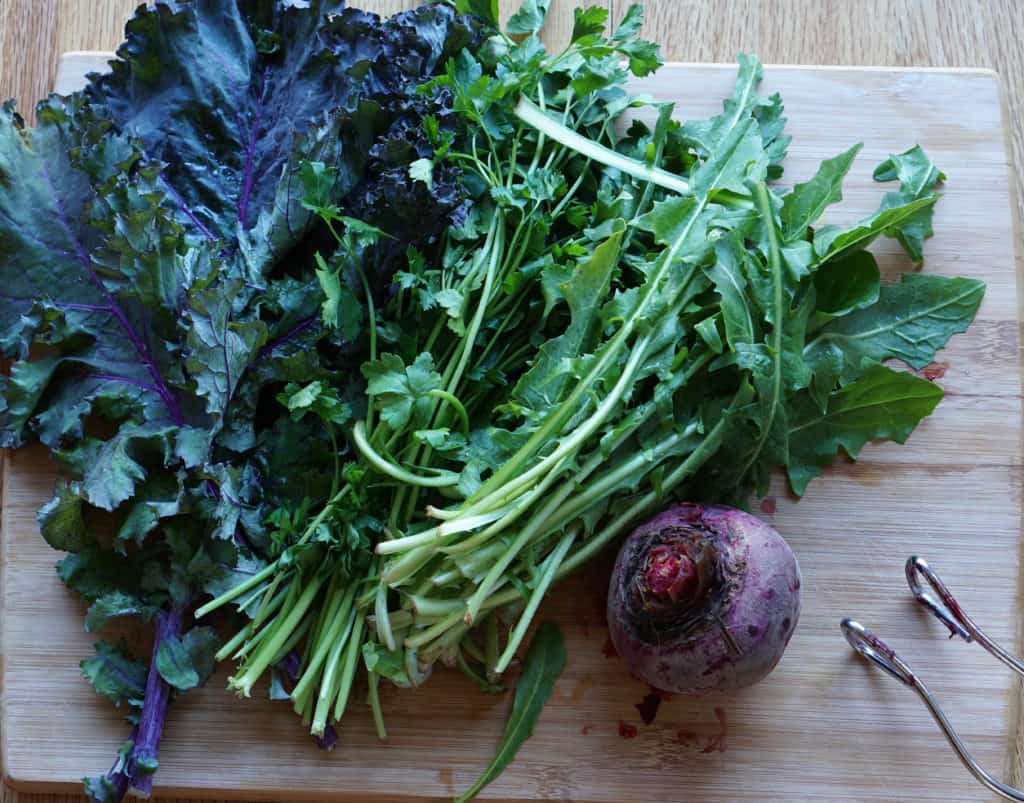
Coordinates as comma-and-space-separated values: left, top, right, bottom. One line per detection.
0, 1, 481, 798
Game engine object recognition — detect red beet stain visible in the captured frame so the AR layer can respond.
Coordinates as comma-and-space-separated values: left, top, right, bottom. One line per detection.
701, 707, 728, 753
677, 728, 699, 746
923, 362, 947, 381
702, 735, 726, 753
618, 720, 638, 739
635, 693, 661, 725
759, 496, 777, 515
581, 725, 592, 735
628, 671, 651, 687
602, 636, 618, 658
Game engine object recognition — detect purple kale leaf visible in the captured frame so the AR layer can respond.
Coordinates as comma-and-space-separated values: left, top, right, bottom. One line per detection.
0, 2, 484, 799
86, 0, 354, 246
87, 1, 478, 277
0, 98, 194, 446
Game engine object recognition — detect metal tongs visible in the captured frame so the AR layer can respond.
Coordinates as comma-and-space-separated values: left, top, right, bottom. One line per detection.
842, 556, 1024, 801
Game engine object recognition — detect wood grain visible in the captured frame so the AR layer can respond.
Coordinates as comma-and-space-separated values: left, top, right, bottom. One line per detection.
1, 1, 1022, 802
4, 53, 1022, 801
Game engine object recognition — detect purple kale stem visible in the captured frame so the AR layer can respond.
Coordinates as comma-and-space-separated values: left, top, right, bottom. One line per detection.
128, 605, 185, 797
88, 726, 137, 803
159, 174, 217, 243
257, 316, 317, 360
237, 67, 269, 227
233, 522, 255, 552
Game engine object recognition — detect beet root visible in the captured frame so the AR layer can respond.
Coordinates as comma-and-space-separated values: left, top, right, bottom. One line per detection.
606, 503, 801, 694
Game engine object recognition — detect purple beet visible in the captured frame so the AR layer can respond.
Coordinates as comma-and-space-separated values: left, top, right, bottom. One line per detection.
607, 503, 801, 694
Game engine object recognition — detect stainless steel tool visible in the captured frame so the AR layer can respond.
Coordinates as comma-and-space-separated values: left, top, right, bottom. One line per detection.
842, 556, 1024, 802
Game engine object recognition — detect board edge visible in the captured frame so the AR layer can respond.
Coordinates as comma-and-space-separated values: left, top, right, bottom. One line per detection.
0, 447, 13, 792
996, 58, 1024, 786
57, 50, 1004, 77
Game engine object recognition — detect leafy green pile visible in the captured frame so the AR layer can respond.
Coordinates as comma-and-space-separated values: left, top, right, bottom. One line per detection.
0, 0, 984, 799
198, 1, 982, 794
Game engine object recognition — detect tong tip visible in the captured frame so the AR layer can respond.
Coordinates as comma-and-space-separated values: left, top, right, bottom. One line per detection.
905, 556, 972, 641
840, 618, 916, 687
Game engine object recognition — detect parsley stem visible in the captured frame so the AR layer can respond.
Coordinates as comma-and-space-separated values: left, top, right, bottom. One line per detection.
327, 423, 341, 499
546, 165, 588, 221
303, 573, 343, 665
196, 486, 351, 619
374, 581, 396, 651
291, 583, 357, 713
332, 613, 366, 721
425, 388, 469, 434
195, 563, 276, 619
388, 484, 407, 532
233, 580, 298, 660
311, 603, 357, 736
485, 614, 499, 682
505, 133, 518, 189
462, 633, 487, 665
352, 421, 460, 487
526, 81, 546, 174
251, 571, 286, 632
381, 543, 434, 586
229, 573, 325, 697
473, 286, 530, 369
398, 213, 504, 518
270, 613, 312, 666
355, 261, 378, 432
441, 214, 504, 401
496, 212, 532, 279
367, 670, 387, 740
216, 621, 253, 664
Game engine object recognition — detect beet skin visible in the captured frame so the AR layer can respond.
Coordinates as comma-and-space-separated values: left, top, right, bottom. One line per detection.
606, 503, 801, 694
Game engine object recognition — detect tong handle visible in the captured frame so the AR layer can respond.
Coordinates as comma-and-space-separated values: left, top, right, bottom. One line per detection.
841, 557, 1024, 802
907, 555, 1024, 676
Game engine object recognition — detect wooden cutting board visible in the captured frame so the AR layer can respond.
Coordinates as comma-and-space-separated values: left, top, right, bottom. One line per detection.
1, 56, 1020, 802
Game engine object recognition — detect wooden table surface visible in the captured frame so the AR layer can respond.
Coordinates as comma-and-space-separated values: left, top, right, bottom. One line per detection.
1, 1, 1022, 802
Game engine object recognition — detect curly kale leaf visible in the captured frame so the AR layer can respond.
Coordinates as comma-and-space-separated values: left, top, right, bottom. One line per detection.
86, 1, 478, 278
